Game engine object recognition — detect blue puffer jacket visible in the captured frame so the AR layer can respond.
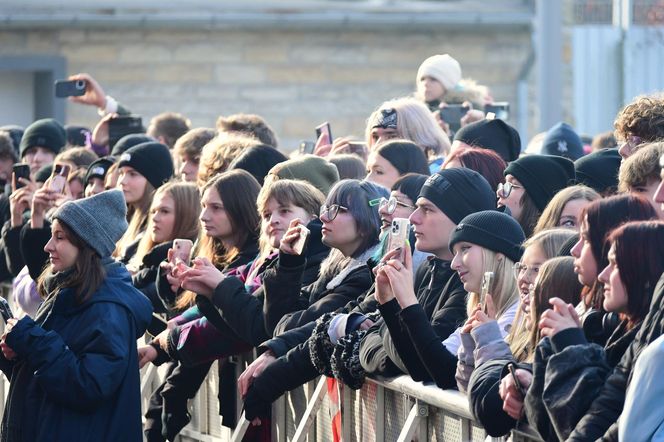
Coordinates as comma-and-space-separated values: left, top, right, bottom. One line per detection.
0, 259, 153, 442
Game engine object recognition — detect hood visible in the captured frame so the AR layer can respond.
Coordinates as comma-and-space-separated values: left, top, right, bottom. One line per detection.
57, 258, 153, 338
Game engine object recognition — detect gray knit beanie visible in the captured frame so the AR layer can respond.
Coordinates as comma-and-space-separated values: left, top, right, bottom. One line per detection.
53, 189, 128, 258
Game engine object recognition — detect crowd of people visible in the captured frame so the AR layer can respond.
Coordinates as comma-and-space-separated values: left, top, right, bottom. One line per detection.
0, 53, 662, 441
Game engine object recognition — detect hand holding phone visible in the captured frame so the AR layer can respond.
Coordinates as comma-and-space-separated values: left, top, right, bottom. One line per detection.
0, 298, 13, 324
54, 79, 87, 98
171, 239, 194, 266
507, 363, 527, 399
48, 164, 71, 194
439, 104, 470, 133
291, 225, 310, 255
387, 218, 410, 263
315, 122, 333, 146
12, 165, 31, 192
279, 219, 307, 255
480, 271, 494, 312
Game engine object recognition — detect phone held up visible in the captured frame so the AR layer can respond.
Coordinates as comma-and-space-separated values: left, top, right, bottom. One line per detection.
171, 239, 194, 267
49, 163, 71, 194
315, 122, 333, 145
12, 164, 30, 191
0, 297, 14, 324
480, 271, 494, 311
387, 218, 410, 263
291, 224, 310, 256
54, 79, 87, 98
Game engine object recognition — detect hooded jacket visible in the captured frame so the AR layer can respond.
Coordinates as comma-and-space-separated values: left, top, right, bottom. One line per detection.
0, 259, 152, 442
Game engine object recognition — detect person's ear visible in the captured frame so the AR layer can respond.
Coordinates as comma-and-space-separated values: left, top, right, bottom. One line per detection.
496, 253, 505, 262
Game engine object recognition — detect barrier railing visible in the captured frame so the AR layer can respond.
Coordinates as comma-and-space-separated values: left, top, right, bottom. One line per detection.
140, 354, 543, 442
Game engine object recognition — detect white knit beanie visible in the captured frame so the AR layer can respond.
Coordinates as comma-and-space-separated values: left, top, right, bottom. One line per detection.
416, 54, 462, 91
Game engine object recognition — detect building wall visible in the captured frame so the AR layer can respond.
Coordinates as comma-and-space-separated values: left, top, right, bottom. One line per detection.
0, 26, 531, 151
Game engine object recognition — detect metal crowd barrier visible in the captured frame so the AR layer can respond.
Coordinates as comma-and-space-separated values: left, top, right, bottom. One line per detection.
140, 354, 543, 442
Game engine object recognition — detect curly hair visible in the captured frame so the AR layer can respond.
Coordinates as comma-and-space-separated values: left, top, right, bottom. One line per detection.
614, 94, 664, 145
197, 134, 260, 187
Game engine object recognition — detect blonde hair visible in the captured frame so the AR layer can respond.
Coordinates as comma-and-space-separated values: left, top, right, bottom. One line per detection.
113, 180, 156, 260
197, 134, 260, 187
508, 228, 578, 361
365, 97, 451, 159
467, 248, 519, 319
129, 181, 201, 270
534, 185, 600, 234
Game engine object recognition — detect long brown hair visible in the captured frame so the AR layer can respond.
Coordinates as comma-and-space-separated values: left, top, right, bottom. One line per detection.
37, 220, 105, 304
113, 179, 156, 259
129, 181, 201, 270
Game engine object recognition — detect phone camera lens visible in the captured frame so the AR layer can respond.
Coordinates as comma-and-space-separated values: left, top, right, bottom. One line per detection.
75, 80, 86, 89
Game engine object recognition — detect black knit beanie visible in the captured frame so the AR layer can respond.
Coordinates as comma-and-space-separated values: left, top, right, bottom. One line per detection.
574, 148, 621, 194
34, 164, 53, 183
85, 156, 116, 184
118, 142, 174, 189
111, 134, 155, 157
375, 140, 430, 176
504, 155, 575, 212
229, 144, 288, 186
65, 125, 91, 147
541, 122, 584, 161
419, 168, 496, 224
449, 210, 525, 263
453, 119, 521, 162
19, 118, 66, 157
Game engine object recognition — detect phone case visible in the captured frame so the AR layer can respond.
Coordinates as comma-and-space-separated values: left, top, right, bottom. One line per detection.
480, 271, 494, 306
172, 239, 194, 265
291, 225, 310, 256
387, 218, 410, 262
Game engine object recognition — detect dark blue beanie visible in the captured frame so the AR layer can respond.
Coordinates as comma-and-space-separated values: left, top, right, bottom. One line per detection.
541, 122, 584, 160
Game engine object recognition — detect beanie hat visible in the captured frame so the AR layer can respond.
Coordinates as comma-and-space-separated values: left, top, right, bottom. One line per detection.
416, 54, 462, 91
118, 142, 174, 189
65, 125, 91, 147
0, 125, 23, 158
85, 156, 116, 184
541, 122, 584, 161
454, 119, 521, 162
111, 134, 155, 157
504, 155, 575, 212
19, 118, 66, 158
574, 148, 621, 194
34, 164, 53, 183
449, 210, 525, 263
229, 144, 288, 186
419, 168, 496, 224
270, 154, 339, 195
54, 189, 128, 258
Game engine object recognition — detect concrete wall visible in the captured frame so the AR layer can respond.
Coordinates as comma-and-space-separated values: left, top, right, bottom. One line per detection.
0, 25, 532, 151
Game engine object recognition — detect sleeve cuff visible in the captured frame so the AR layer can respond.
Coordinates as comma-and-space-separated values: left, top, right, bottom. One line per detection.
211, 276, 244, 310
377, 298, 401, 318
470, 320, 503, 348
550, 327, 588, 353
278, 251, 306, 269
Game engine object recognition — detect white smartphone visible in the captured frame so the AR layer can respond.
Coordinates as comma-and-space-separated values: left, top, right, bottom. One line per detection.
480, 271, 494, 309
291, 224, 310, 256
171, 239, 194, 266
387, 218, 410, 262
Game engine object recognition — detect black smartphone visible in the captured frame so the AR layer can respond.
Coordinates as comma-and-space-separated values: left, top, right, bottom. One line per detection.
315, 122, 333, 145
485, 102, 510, 120
507, 363, 526, 398
299, 141, 316, 155
108, 116, 144, 150
0, 298, 14, 324
439, 104, 470, 133
12, 164, 31, 191
54, 79, 87, 98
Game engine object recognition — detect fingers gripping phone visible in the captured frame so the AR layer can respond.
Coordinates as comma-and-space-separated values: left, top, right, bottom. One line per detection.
387, 218, 410, 262
480, 271, 494, 308
12, 164, 31, 191
315, 122, 333, 145
49, 164, 71, 194
54, 79, 87, 98
507, 363, 526, 398
291, 225, 310, 256
171, 239, 194, 266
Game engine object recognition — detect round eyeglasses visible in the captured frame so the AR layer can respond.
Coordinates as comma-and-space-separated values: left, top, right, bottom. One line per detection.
513, 262, 540, 281
319, 204, 348, 221
378, 197, 416, 215
497, 181, 523, 199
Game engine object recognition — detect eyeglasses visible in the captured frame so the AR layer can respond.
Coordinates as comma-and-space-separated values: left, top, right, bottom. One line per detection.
513, 262, 540, 281
378, 197, 416, 215
320, 204, 348, 221
497, 182, 523, 199
618, 135, 643, 156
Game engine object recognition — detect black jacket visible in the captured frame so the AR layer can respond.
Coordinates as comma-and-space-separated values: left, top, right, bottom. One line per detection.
132, 241, 172, 314
567, 273, 664, 441
1, 221, 50, 281
210, 219, 329, 347
359, 258, 467, 384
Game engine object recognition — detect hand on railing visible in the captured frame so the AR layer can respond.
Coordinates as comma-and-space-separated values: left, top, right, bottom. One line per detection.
238, 350, 275, 399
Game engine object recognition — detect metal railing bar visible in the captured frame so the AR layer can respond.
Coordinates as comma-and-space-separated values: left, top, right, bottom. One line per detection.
292, 376, 328, 442
396, 401, 424, 442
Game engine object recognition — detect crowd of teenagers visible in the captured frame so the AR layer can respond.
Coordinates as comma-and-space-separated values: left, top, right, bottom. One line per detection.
0, 53, 662, 441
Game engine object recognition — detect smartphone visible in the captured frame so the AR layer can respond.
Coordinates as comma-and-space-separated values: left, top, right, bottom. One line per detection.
507, 363, 526, 398
315, 122, 333, 145
480, 271, 494, 308
0, 297, 13, 324
171, 239, 194, 266
12, 164, 31, 191
54, 79, 87, 98
439, 104, 470, 133
291, 224, 310, 256
484, 102, 510, 121
108, 116, 143, 150
49, 163, 71, 194
347, 142, 368, 157
387, 218, 410, 262
299, 141, 316, 155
